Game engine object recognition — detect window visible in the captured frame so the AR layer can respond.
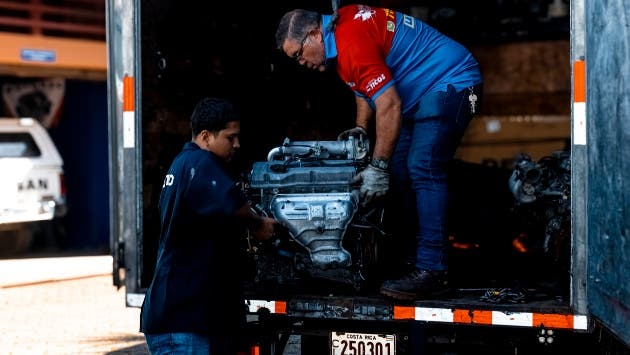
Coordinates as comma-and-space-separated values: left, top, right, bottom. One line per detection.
0, 133, 41, 157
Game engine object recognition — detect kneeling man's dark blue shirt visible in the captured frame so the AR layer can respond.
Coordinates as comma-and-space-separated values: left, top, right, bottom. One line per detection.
140, 142, 248, 335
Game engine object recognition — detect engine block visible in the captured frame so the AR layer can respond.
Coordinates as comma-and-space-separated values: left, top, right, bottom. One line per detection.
246, 137, 384, 289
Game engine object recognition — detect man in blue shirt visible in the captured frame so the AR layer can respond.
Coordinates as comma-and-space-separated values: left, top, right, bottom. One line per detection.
140, 97, 278, 354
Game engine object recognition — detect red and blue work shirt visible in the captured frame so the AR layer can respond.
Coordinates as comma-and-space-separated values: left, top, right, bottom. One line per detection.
322, 4, 482, 116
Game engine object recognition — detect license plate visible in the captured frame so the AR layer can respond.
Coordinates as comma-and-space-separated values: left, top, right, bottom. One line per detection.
330, 331, 396, 355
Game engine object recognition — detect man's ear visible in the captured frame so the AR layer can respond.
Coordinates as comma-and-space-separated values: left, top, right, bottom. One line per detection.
313, 28, 323, 41
202, 130, 213, 143
202, 129, 215, 138
196, 130, 212, 150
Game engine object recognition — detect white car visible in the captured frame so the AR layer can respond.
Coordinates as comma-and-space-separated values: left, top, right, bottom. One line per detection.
0, 118, 66, 253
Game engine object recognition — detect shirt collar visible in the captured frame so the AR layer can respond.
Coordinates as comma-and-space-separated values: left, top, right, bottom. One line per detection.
321, 14, 337, 62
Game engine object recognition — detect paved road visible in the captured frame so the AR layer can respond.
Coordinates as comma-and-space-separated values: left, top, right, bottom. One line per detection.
0, 254, 149, 355
0, 254, 301, 355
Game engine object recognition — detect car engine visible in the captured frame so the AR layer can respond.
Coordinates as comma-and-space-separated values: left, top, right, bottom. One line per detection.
242, 136, 388, 291
508, 150, 571, 261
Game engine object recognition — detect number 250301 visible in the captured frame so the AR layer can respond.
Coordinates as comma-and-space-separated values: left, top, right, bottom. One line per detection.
330, 332, 396, 355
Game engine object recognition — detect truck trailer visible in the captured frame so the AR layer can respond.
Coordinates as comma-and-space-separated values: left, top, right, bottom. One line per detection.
106, 0, 630, 353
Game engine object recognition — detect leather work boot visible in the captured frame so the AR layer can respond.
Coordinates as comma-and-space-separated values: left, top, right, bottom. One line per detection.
380, 269, 450, 301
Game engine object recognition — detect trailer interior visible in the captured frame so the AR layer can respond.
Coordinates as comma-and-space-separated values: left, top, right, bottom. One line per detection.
136, 0, 572, 304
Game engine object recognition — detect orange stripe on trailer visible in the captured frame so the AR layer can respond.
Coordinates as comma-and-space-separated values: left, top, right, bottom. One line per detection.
572, 60, 587, 145
533, 313, 574, 329
453, 309, 472, 323
393, 305, 415, 319
123, 75, 134, 112
573, 60, 585, 103
471, 310, 493, 325
250, 344, 260, 355
398, 306, 586, 329
275, 301, 287, 314
248, 299, 587, 330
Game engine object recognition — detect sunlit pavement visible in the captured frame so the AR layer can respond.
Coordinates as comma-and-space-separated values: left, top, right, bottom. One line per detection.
0, 254, 149, 354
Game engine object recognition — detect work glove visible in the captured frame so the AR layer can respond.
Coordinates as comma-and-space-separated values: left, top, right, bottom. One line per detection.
337, 126, 368, 141
350, 164, 389, 207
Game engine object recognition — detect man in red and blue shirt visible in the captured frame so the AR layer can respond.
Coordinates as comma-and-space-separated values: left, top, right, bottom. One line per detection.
276, 4, 483, 301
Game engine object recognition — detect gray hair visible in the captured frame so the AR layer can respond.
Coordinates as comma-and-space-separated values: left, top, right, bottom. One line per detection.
275, 9, 321, 49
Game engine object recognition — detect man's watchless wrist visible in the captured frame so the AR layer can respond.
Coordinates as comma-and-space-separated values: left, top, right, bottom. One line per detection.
370, 158, 390, 170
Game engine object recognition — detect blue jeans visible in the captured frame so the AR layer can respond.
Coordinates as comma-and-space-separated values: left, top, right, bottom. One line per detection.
390, 84, 482, 271
145, 332, 236, 355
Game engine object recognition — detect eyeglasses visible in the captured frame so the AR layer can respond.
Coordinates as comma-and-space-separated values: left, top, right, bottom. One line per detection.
292, 32, 310, 62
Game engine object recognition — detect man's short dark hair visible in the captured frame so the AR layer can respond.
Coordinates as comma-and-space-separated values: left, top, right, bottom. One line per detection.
190, 97, 240, 136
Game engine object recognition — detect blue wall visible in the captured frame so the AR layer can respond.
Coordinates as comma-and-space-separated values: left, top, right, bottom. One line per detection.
50, 80, 109, 251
